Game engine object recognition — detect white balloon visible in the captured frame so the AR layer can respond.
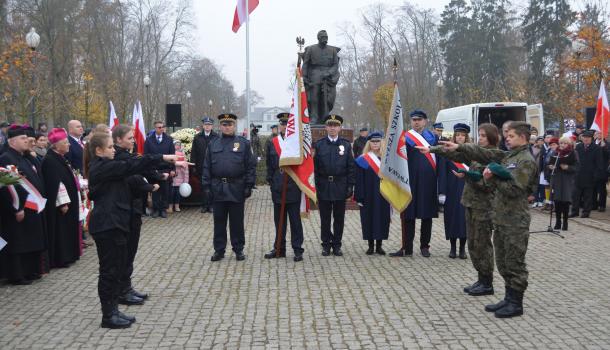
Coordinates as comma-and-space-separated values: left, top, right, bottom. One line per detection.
179, 183, 192, 197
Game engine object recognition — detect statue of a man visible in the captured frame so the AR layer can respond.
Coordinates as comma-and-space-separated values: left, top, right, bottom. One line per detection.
302, 30, 341, 125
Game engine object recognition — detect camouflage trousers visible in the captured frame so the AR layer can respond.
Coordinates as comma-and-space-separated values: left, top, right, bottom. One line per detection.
494, 224, 529, 292
465, 208, 494, 278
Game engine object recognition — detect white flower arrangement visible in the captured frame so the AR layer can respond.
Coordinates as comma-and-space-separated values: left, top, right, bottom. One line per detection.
171, 128, 197, 161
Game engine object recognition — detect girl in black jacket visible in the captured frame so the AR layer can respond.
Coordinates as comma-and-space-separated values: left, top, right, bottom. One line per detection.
83, 131, 177, 329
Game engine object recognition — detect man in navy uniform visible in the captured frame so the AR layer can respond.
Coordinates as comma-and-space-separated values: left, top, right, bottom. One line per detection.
191, 116, 218, 213
433, 122, 447, 141
202, 113, 257, 262
314, 114, 355, 256
264, 113, 304, 262
390, 110, 439, 257
65, 119, 84, 173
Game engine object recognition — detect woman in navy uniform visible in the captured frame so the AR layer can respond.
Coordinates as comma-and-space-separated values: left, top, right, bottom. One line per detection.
354, 131, 390, 255
437, 123, 470, 259
84, 131, 178, 329
313, 114, 355, 256
202, 113, 257, 262
264, 113, 304, 262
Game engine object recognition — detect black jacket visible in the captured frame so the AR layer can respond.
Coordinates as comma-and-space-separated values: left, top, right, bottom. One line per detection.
574, 142, 605, 187
266, 135, 301, 204
191, 130, 218, 176
114, 146, 157, 216
314, 137, 356, 201
202, 134, 257, 203
352, 136, 367, 158
87, 154, 162, 235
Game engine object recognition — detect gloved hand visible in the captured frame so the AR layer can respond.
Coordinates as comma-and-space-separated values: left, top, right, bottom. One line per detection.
438, 194, 446, 205
244, 187, 252, 199
488, 162, 513, 180
346, 187, 354, 200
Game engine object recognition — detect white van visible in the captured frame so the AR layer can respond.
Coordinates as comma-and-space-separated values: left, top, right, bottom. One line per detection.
435, 102, 544, 142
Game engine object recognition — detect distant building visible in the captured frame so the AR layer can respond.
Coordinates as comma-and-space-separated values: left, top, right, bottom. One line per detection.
249, 106, 289, 135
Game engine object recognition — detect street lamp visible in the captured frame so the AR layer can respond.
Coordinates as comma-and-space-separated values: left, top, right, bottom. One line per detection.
143, 74, 151, 121
436, 79, 444, 111
208, 99, 213, 116
357, 100, 363, 130
25, 28, 40, 126
186, 90, 192, 128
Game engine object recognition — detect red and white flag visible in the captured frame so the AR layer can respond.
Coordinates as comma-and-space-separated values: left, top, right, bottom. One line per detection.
591, 79, 609, 138
232, 0, 259, 33
108, 101, 119, 130
133, 101, 146, 154
279, 67, 316, 214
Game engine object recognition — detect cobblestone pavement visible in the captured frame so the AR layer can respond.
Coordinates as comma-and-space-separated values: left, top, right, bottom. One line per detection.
1, 186, 609, 349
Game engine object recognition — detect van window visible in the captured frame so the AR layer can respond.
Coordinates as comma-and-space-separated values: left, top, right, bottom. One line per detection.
477, 107, 527, 131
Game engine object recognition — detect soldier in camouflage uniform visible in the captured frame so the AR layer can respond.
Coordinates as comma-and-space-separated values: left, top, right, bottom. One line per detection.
423, 123, 501, 296
437, 121, 538, 318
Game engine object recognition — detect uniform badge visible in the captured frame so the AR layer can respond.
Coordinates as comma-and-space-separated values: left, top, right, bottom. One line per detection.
339, 144, 345, 156
233, 142, 240, 152
507, 163, 517, 169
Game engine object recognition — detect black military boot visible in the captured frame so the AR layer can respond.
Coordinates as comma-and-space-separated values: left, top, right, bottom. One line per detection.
129, 286, 149, 300
100, 302, 131, 329
376, 240, 386, 255
485, 286, 509, 312
463, 280, 480, 293
366, 240, 375, 255
494, 287, 524, 318
118, 290, 144, 305
468, 275, 494, 296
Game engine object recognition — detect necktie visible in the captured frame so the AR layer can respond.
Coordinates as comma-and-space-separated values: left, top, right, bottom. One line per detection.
158, 136, 162, 143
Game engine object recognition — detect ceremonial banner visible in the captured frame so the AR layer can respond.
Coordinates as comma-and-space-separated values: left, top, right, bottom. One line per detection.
232, 0, 259, 33
279, 68, 317, 211
133, 101, 146, 154
379, 83, 412, 212
108, 101, 119, 130
591, 79, 609, 137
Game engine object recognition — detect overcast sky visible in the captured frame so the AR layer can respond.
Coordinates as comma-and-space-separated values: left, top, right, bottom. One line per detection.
193, 0, 452, 108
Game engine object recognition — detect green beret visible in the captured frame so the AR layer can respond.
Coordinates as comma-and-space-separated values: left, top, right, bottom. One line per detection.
488, 162, 513, 180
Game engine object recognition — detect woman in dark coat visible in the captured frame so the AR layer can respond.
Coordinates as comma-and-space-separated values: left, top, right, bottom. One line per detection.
437, 123, 470, 259
354, 132, 391, 255
545, 136, 578, 230
41, 128, 81, 268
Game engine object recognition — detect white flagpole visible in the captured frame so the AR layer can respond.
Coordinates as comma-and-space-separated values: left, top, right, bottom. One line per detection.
245, 0, 251, 140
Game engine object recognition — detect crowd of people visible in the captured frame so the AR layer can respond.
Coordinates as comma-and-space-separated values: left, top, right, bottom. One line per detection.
1, 110, 608, 327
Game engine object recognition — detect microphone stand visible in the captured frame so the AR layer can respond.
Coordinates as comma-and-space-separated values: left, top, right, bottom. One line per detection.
530, 151, 564, 238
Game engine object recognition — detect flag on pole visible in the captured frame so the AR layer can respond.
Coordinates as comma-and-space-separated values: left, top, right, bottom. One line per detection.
108, 101, 119, 130
133, 101, 146, 154
379, 83, 412, 212
279, 67, 316, 214
591, 79, 609, 138
232, 0, 259, 33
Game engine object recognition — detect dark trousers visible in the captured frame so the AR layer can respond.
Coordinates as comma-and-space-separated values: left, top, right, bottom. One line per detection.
571, 186, 594, 214
201, 189, 212, 211
120, 216, 142, 292
403, 218, 432, 252
170, 186, 182, 205
213, 201, 245, 253
318, 199, 346, 249
0, 251, 41, 281
273, 202, 304, 254
535, 183, 546, 203
152, 179, 170, 211
594, 180, 607, 209
94, 231, 127, 306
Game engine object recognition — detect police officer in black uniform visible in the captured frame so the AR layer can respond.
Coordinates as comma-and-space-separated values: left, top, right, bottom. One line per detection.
264, 113, 305, 262
191, 116, 218, 213
202, 113, 257, 262
314, 114, 355, 256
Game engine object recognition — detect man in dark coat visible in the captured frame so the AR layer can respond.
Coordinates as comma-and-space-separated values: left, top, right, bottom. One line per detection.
352, 127, 368, 157
0, 125, 46, 284
314, 114, 356, 256
41, 128, 80, 268
264, 113, 304, 262
144, 121, 175, 218
64, 120, 85, 174
202, 113, 257, 262
570, 130, 605, 218
390, 110, 439, 258
593, 131, 609, 212
191, 116, 218, 213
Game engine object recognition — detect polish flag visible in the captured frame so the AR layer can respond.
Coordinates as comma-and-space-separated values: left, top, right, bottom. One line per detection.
108, 101, 119, 130
133, 101, 146, 155
591, 79, 609, 138
232, 0, 259, 33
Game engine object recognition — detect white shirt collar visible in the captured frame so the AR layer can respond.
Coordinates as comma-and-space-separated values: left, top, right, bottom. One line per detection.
328, 136, 338, 142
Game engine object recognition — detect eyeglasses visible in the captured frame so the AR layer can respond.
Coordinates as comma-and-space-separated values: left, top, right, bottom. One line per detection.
156, 126, 165, 129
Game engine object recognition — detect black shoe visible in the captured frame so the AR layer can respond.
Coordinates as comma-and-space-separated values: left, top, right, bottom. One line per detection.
129, 287, 148, 300
235, 251, 246, 261
448, 246, 456, 259
322, 247, 331, 256
421, 248, 431, 257
210, 251, 225, 262
568, 212, 579, 218
389, 248, 412, 257
8, 279, 33, 285
366, 246, 374, 255
293, 253, 303, 262
554, 221, 561, 230
463, 280, 480, 293
101, 312, 132, 329
459, 246, 467, 259
264, 250, 285, 259
151, 210, 159, 218
117, 310, 136, 323
599, 207, 606, 212
333, 248, 343, 256
118, 292, 144, 306
562, 219, 568, 231
468, 283, 494, 296
485, 287, 509, 312
494, 287, 524, 318
580, 212, 590, 218
376, 245, 386, 255
160, 210, 167, 218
